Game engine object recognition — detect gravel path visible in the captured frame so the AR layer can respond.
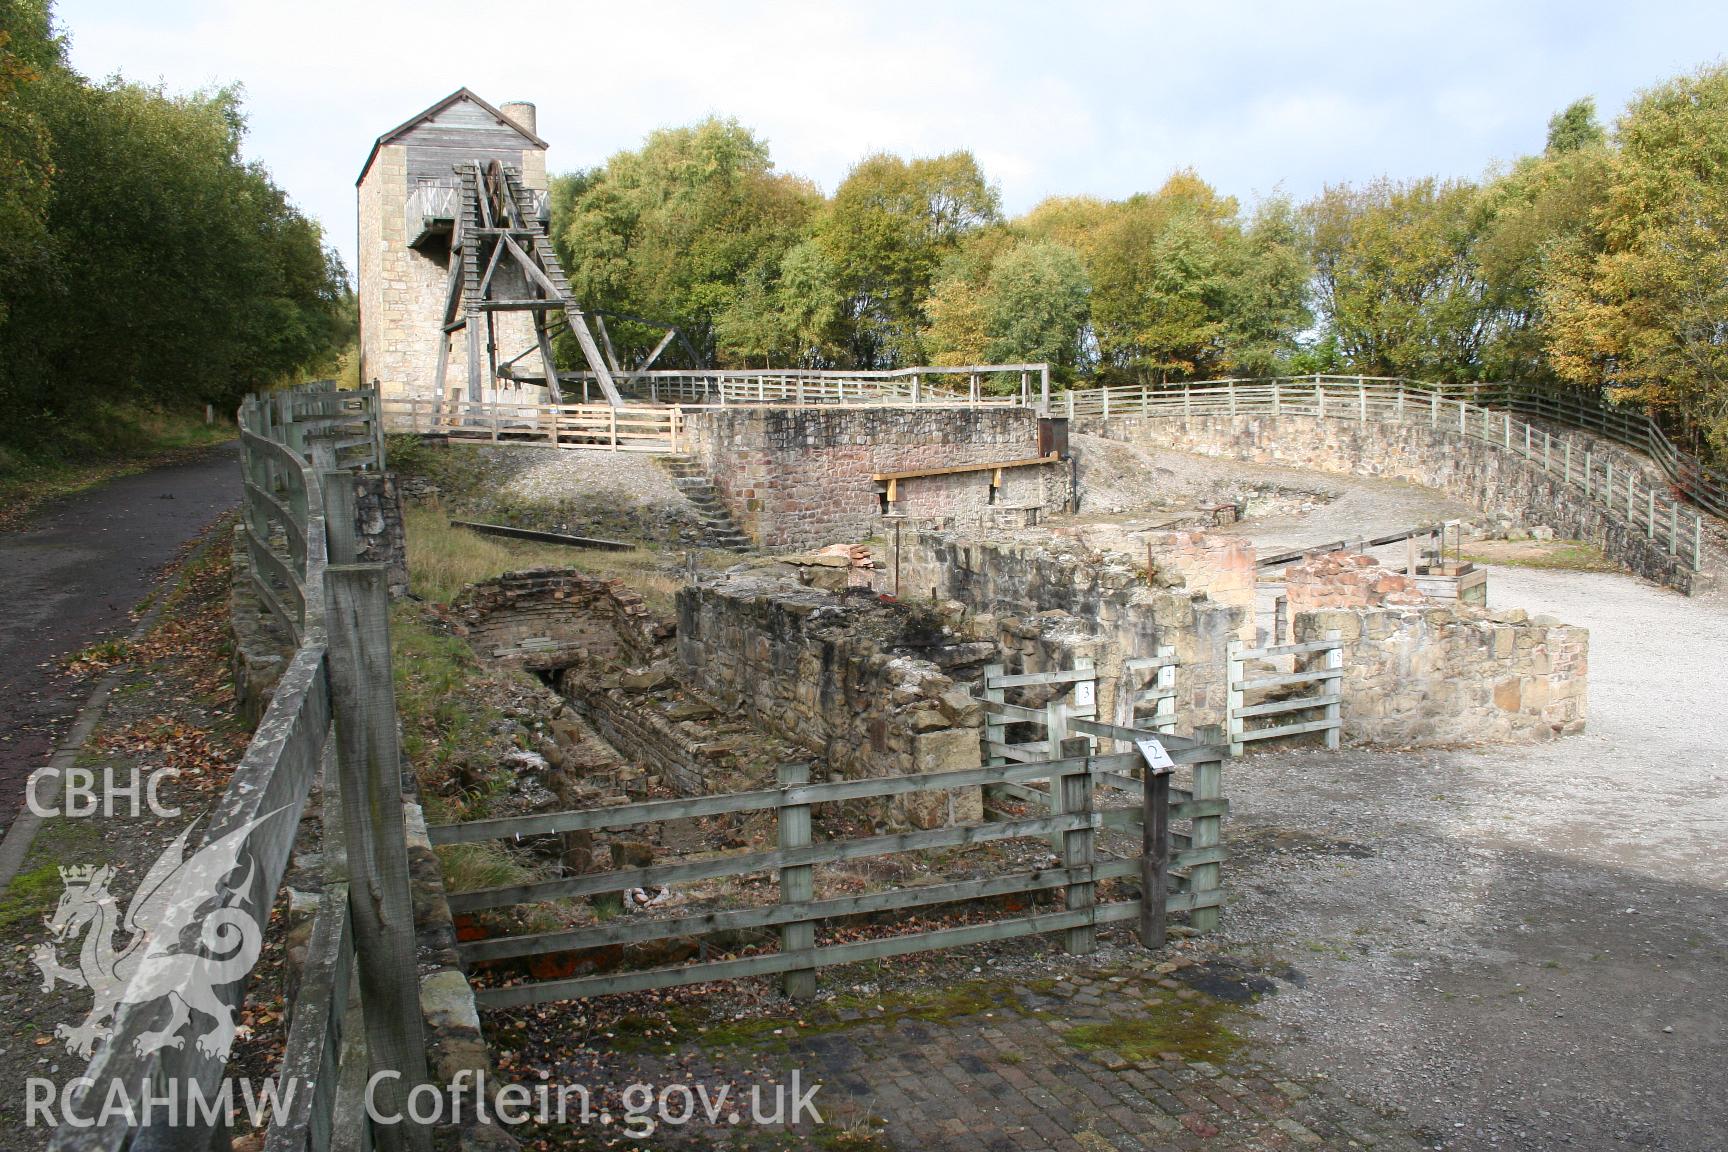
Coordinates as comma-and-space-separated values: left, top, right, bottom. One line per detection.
1216, 561, 1728, 1151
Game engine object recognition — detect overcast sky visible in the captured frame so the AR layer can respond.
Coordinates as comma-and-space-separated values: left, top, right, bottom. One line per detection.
54, 0, 1728, 278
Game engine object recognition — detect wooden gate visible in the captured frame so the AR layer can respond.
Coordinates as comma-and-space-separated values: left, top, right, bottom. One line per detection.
1225, 631, 1344, 756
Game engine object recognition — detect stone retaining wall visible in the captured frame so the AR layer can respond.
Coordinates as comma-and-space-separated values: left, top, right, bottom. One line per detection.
1294, 605, 1588, 744
680, 406, 1068, 550
1283, 550, 1428, 614
676, 571, 984, 828
886, 530, 1247, 732
352, 472, 409, 597
449, 569, 671, 672
1081, 412, 1699, 592
572, 679, 726, 798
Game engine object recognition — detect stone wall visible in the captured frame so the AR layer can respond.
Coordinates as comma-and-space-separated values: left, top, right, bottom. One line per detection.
358, 145, 547, 417
449, 569, 671, 672
352, 472, 409, 597
1081, 412, 1699, 592
886, 530, 1247, 733
1283, 550, 1428, 614
680, 406, 1068, 550
676, 571, 984, 828
1294, 605, 1588, 744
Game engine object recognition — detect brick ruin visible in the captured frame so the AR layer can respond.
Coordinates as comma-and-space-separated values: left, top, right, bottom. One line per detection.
679, 406, 1071, 550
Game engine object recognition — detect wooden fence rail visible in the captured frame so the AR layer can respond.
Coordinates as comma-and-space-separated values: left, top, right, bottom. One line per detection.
430, 713, 1226, 1006
1064, 374, 1708, 572
53, 383, 419, 1152
1226, 632, 1344, 756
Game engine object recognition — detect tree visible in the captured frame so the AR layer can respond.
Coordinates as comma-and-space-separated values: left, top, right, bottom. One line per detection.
1087, 173, 1244, 381
1546, 98, 1605, 154
1224, 195, 1312, 376
554, 118, 819, 366
817, 151, 999, 366
1306, 177, 1490, 381
0, 0, 60, 325
1542, 64, 1728, 454
1472, 143, 1610, 382
0, 37, 349, 444
982, 241, 1090, 369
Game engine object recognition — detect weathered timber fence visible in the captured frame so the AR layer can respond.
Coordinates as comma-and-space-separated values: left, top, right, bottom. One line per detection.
1487, 384, 1728, 524
1067, 375, 1708, 577
377, 363, 1052, 443
554, 362, 1051, 410
54, 385, 429, 1152
429, 720, 1226, 1005
1225, 632, 1344, 756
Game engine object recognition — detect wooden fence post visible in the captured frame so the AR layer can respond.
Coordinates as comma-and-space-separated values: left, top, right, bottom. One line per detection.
1046, 699, 1071, 848
1057, 736, 1095, 956
1188, 724, 1224, 933
323, 564, 433, 1152
1324, 629, 1343, 751
1153, 645, 1177, 735
1140, 761, 1170, 950
320, 471, 360, 565
1225, 639, 1245, 757
777, 761, 816, 999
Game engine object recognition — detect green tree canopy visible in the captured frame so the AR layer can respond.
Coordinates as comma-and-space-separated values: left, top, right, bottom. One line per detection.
816, 151, 999, 366
1542, 64, 1728, 453
1546, 97, 1606, 154
1305, 176, 1490, 382
0, 7, 351, 451
553, 117, 819, 368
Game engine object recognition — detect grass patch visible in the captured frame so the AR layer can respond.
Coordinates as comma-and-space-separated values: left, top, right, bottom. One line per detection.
403, 503, 683, 612
1062, 995, 1247, 1064
1462, 538, 1617, 572
434, 842, 541, 893
0, 403, 236, 531
391, 604, 515, 824
0, 817, 107, 932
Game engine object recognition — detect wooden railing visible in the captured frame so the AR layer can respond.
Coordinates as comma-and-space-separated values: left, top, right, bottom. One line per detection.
1485, 385, 1728, 523
1226, 633, 1344, 756
54, 385, 425, 1152
238, 384, 383, 642
559, 363, 1050, 408
1066, 375, 1708, 573
430, 712, 1226, 1006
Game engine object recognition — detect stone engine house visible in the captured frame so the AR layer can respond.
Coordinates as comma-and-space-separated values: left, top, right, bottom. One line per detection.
356, 88, 551, 410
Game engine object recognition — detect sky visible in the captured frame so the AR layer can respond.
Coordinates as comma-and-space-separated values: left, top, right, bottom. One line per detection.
53, 0, 1728, 279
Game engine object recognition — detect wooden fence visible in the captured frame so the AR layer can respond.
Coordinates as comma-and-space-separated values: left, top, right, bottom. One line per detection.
53, 385, 428, 1152
1486, 385, 1728, 523
376, 363, 1051, 445
1065, 374, 1708, 572
556, 362, 1050, 409
1225, 633, 1344, 756
429, 693, 1226, 1005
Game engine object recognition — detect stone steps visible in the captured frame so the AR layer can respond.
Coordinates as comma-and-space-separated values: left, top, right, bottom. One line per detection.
656, 455, 752, 552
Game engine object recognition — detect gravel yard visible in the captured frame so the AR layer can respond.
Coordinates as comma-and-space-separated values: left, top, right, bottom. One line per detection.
1213, 561, 1728, 1151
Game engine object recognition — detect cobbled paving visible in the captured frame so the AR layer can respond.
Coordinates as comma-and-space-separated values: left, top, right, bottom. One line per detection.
541, 958, 1437, 1151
